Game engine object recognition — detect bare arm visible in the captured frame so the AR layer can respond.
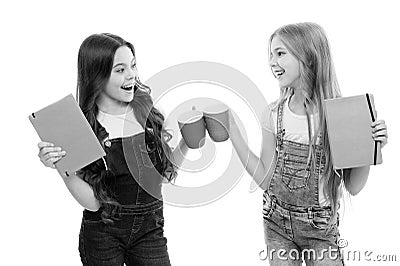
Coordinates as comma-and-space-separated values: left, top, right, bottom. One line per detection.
171, 138, 189, 169
343, 166, 370, 196
59, 171, 101, 211
229, 112, 277, 190
38, 142, 100, 211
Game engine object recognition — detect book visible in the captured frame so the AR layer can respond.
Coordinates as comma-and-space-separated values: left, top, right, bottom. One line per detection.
323, 94, 382, 169
29, 94, 106, 176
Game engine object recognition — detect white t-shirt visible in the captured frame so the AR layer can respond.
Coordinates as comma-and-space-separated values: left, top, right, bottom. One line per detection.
261, 100, 329, 207
261, 99, 318, 143
97, 109, 144, 139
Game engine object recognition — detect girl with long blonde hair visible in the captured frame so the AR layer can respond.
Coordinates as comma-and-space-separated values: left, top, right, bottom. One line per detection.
229, 22, 388, 265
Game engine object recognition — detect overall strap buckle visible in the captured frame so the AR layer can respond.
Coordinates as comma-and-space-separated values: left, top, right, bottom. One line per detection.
307, 208, 314, 219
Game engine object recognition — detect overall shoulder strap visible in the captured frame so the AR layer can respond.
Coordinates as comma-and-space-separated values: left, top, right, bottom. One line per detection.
276, 99, 286, 146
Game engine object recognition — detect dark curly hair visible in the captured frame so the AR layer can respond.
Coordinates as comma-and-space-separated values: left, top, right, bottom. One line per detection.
75, 33, 176, 224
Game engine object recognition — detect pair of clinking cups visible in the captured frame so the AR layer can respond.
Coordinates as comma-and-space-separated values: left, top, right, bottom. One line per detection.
177, 104, 230, 149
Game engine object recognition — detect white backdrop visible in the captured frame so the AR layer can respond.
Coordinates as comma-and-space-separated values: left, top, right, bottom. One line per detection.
1, 0, 399, 265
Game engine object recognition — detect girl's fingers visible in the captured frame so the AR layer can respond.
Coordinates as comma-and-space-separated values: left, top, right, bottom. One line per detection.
372, 124, 387, 132
44, 151, 66, 160
38, 147, 59, 156
42, 156, 62, 168
372, 128, 388, 137
38, 141, 55, 149
372, 129, 387, 138
228, 110, 236, 125
48, 156, 63, 164
372, 129, 388, 138
39, 151, 66, 165
373, 133, 387, 140
38, 147, 64, 158
371, 120, 386, 128
373, 134, 388, 148
374, 137, 387, 148
371, 120, 388, 142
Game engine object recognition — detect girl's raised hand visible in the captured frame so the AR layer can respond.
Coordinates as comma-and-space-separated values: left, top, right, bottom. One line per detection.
37, 141, 66, 169
372, 120, 388, 148
227, 109, 238, 133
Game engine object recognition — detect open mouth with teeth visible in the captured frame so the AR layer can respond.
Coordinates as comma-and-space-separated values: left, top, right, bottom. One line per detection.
274, 69, 285, 78
121, 84, 134, 91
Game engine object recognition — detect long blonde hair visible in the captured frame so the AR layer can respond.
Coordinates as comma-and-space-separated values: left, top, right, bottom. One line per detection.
269, 22, 344, 220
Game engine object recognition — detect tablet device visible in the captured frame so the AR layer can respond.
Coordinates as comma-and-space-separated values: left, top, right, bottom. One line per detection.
29, 94, 106, 176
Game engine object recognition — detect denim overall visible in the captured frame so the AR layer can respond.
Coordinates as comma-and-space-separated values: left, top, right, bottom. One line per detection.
78, 131, 171, 266
263, 100, 344, 265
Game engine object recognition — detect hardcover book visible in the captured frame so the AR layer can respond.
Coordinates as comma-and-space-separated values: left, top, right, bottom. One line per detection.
323, 94, 382, 169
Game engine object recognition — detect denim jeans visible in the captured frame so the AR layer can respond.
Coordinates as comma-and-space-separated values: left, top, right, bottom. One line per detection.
79, 200, 170, 266
263, 195, 344, 266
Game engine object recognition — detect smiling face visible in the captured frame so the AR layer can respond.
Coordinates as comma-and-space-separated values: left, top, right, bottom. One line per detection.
97, 45, 137, 112
269, 36, 301, 89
